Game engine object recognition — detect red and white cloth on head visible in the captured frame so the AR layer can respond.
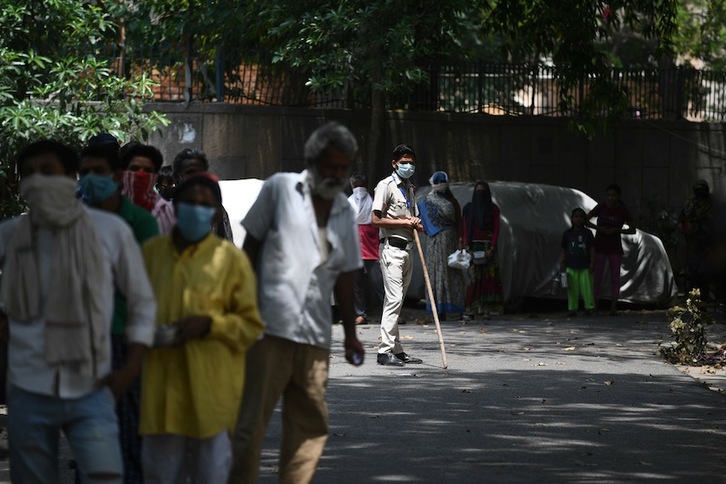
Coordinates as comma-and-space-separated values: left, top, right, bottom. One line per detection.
122, 171, 175, 234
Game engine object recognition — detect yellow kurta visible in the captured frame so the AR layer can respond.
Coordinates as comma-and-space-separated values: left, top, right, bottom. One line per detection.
140, 233, 264, 439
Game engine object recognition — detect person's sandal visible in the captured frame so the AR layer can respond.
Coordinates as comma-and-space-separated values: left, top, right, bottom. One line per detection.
355, 316, 367, 325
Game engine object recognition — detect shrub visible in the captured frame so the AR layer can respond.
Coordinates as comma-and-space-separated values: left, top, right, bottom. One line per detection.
660, 288, 714, 364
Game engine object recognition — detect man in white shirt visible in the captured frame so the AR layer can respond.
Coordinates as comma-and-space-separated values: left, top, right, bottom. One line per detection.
0, 140, 156, 483
229, 122, 364, 483
348, 172, 384, 325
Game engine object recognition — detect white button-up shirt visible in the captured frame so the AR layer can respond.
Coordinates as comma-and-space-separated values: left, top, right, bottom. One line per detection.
372, 171, 419, 242
242, 170, 362, 350
0, 207, 156, 399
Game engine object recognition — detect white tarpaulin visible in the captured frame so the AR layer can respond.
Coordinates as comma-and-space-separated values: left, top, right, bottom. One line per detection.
218, 178, 265, 248
220, 178, 676, 306
410, 182, 677, 306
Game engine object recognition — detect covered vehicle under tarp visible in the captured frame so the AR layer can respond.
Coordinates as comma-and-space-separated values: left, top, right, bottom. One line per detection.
409, 182, 677, 307
221, 179, 676, 308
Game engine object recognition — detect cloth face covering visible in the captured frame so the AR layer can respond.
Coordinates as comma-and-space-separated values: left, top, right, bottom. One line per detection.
351, 186, 373, 224
432, 183, 449, 193
1, 174, 107, 377
122, 170, 158, 211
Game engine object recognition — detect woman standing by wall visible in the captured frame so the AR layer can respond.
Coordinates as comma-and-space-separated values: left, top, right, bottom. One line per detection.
419, 171, 465, 320
586, 183, 636, 315
463, 180, 503, 317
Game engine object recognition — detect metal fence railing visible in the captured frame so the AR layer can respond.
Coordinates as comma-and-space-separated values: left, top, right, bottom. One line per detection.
98, 43, 726, 121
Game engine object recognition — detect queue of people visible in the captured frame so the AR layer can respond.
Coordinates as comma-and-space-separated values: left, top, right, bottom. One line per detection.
0, 124, 707, 482
0, 123, 364, 483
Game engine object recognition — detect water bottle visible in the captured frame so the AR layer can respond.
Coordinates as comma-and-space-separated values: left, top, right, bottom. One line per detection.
561, 271, 569, 289
550, 273, 561, 295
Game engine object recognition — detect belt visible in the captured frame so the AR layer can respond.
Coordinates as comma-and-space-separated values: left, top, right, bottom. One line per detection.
380, 236, 411, 250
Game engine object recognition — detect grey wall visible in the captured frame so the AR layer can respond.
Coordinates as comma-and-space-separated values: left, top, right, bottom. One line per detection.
147, 103, 726, 222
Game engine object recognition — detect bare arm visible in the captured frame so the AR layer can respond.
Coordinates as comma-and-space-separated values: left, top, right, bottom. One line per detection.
371, 210, 423, 232
103, 343, 146, 399
585, 209, 598, 230
243, 234, 263, 274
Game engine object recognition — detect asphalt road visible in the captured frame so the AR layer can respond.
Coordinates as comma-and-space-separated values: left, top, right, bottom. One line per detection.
2, 306, 725, 483
261, 307, 726, 483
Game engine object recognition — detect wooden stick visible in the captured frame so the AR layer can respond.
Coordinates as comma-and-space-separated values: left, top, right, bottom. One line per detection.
413, 229, 448, 369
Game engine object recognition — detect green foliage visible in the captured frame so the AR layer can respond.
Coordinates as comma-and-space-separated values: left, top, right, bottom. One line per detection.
117, 0, 683, 134
113, 0, 244, 57
485, 0, 679, 129
0, 1, 169, 219
661, 289, 715, 364
235, 0, 483, 101
673, 0, 726, 69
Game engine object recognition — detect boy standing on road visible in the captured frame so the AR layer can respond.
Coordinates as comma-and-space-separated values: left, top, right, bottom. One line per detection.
560, 208, 596, 317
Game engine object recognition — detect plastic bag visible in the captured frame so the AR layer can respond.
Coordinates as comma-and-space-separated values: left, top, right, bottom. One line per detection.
447, 249, 471, 270
472, 251, 487, 265
471, 240, 491, 265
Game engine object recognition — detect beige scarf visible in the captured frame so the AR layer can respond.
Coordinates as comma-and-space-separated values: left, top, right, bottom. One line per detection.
0, 175, 107, 378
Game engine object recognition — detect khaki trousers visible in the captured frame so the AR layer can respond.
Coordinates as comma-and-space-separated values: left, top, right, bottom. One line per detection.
229, 336, 330, 484
379, 243, 413, 354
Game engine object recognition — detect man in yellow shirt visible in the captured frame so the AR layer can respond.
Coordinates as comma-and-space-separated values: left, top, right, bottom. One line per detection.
140, 173, 264, 483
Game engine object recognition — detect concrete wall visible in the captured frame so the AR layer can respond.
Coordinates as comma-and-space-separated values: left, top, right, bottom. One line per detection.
147, 103, 726, 222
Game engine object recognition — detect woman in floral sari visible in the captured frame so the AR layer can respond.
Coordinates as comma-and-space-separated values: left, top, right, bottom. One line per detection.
419, 171, 465, 320
463, 180, 503, 316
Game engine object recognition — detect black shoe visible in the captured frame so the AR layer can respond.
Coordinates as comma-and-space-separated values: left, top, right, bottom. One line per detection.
395, 352, 422, 364
377, 352, 406, 366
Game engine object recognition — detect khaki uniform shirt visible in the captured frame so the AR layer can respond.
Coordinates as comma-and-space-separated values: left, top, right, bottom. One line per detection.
372, 172, 419, 242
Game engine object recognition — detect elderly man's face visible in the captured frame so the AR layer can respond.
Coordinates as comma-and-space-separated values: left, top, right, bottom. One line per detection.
317, 146, 351, 180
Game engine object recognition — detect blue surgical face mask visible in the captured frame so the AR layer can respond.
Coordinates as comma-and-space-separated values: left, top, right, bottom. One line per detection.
396, 163, 415, 179
78, 174, 118, 205
176, 202, 216, 242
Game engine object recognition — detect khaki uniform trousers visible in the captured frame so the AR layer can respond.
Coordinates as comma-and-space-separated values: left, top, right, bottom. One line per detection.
229, 335, 330, 484
379, 242, 413, 354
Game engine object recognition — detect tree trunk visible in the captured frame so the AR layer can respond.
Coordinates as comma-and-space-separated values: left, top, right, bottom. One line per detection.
367, 57, 386, 183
